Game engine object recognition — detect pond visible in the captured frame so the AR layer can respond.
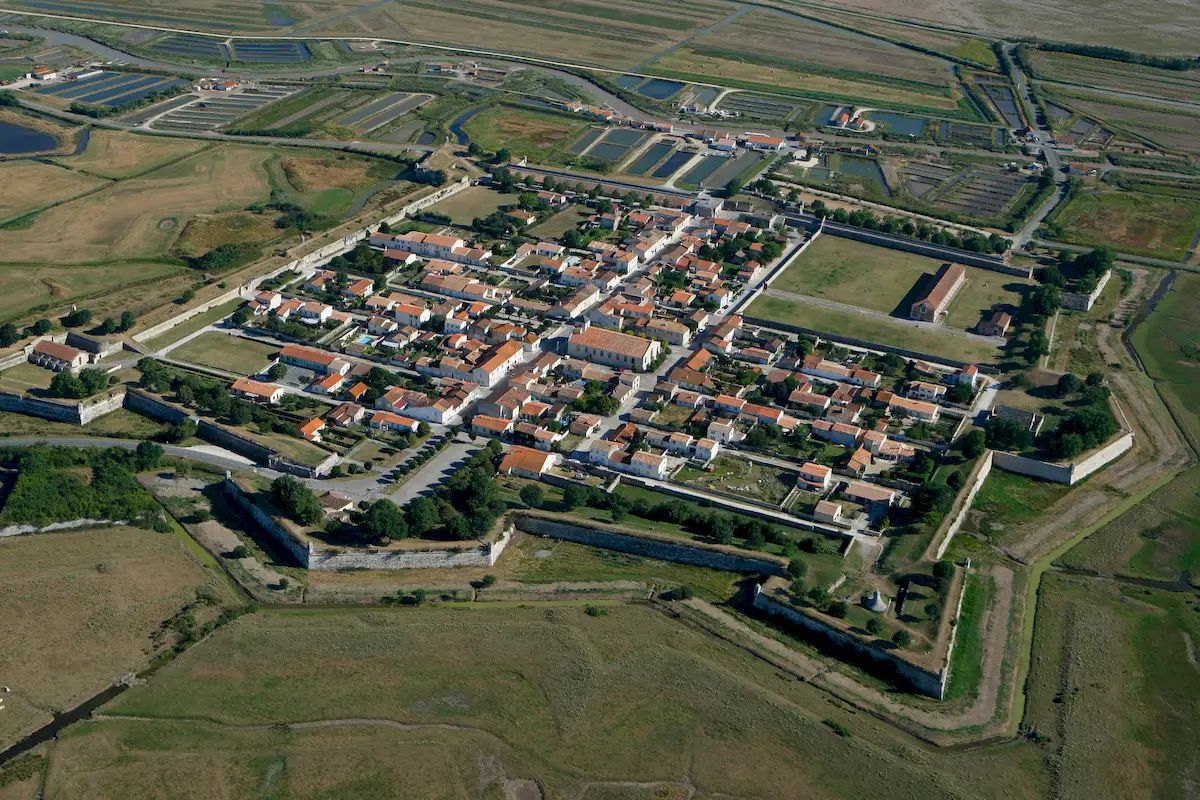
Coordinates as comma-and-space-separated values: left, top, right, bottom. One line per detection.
837, 156, 890, 196
0, 119, 57, 155
636, 79, 684, 100
864, 111, 927, 137
615, 75, 642, 90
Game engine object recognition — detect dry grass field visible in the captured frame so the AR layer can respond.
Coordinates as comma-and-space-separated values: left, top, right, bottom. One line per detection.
0, 145, 274, 264
462, 106, 591, 164
943, 270, 1030, 331
55, 130, 207, 179
280, 153, 394, 193
0, 525, 230, 749
81, 604, 1048, 799
0, 161, 106, 222
814, 11, 998, 67
0, 261, 183, 323
791, 0, 1200, 56
172, 210, 282, 258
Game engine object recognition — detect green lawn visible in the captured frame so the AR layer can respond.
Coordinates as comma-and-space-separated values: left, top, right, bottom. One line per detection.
965, 469, 1071, 545
944, 571, 987, 699
169, 331, 279, 374
0, 408, 167, 439
528, 205, 590, 238
1056, 188, 1200, 261
747, 294, 1006, 365
143, 298, 246, 351
426, 185, 509, 225
461, 106, 591, 164
943, 269, 1031, 332
1130, 272, 1200, 449
0, 361, 54, 394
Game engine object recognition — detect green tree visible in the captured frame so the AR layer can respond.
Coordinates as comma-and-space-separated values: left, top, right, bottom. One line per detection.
417, 421, 431, 437
231, 307, 251, 326
519, 484, 544, 509
63, 308, 92, 328
361, 499, 407, 543
827, 600, 848, 618
1056, 373, 1081, 396
134, 441, 163, 471
270, 475, 323, 525
892, 630, 912, 648
119, 311, 136, 332
866, 616, 884, 636
0, 322, 19, 347
267, 363, 287, 380
959, 428, 987, 458
31, 319, 52, 335
406, 496, 439, 537
562, 483, 590, 510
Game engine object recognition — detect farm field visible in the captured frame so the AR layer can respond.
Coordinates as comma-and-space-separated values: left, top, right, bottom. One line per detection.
747, 293, 1007, 365
816, 11, 998, 67
426, 184, 508, 224
170, 332, 279, 374
0, 161, 105, 222
84, 604, 1048, 799
3, 0, 317, 33
1023, 572, 1200, 799
768, 236, 955, 315
789, 0, 1199, 56
1054, 188, 1200, 260
0, 525, 231, 749
54, 129, 207, 179
1057, 465, 1200, 584
461, 106, 590, 164
0, 261, 183, 324
305, 0, 736, 70
1028, 50, 1200, 104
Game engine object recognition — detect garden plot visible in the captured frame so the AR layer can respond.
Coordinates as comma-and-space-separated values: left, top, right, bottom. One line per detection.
936, 122, 1003, 147
675, 455, 797, 506
150, 33, 229, 60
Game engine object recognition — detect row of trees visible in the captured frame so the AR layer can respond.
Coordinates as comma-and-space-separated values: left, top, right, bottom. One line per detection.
49, 368, 114, 399
807, 200, 1011, 254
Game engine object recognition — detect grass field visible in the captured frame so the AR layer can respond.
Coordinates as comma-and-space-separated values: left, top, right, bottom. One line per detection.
172, 210, 281, 258
0, 361, 54, 394
675, 455, 795, 505
769, 236, 953, 315
943, 270, 1031, 331
747, 294, 1006, 364
462, 106, 591, 164
0, 161, 106, 222
1024, 571, 1200, 798
1057, 465, 1200, 584
170, 332, 279, 374
0, 261, 183, 324
56, 130, 207, 179
1029, 50, 1200, 105
427, 184, 509, 224
0, 408, 168, 439
79, 604, 1047, 799
1055, 188, 1200, 260
1130, 272, 1200, 450
144, 299, 248, 351
961, 469, 1072, 547
528, 205, 590, 238
0, 525, 230, 749
0, 145, 274, 265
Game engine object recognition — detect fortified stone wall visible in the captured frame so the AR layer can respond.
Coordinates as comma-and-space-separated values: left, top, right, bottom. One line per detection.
752, 584, 946, 699
1062, 270, 1112, 312
810, 219, 1032, 277
0, 518, 126, 538
222, 477, 312, 566
77, 391, 126, 424
933, 450, 993, 559
515, 514, 788, 576
308, 526, 512, 571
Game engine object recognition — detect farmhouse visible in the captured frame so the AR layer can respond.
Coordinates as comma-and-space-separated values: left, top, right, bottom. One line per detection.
231, 378, 284, 404
910, 263, 966, 322
279, 345, 350, 375
567, 326, 661, 371
29, 340, 88, 373
978, 310, 1013, 337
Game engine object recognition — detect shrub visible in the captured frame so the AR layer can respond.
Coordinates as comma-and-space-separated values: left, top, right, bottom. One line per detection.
229, 545, 250, 558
